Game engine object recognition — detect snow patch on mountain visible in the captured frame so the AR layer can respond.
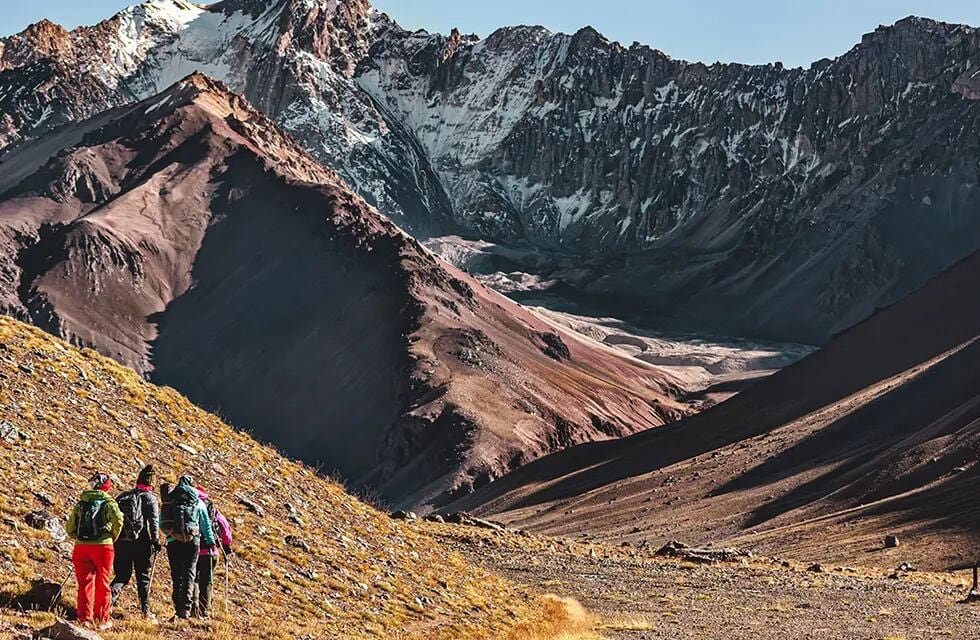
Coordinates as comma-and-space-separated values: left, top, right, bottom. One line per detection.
100, 0, 283, 94
358, 27, 570, 166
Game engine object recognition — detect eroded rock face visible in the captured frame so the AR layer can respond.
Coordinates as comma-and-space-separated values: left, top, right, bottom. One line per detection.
363, 17, 980, 248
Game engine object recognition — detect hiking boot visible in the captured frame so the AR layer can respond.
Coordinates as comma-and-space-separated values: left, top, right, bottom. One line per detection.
141, 606, 158, 625
97, 620, 113, 631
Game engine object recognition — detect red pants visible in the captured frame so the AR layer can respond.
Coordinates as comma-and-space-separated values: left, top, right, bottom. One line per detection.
72, 544, 115, 623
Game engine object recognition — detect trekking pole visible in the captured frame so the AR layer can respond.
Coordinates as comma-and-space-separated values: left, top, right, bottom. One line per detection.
49, 568, 74, 612
964, 563, 980, 602
147, 548, 159, 601
217, 544, 230, 615
224, 551, 230, 615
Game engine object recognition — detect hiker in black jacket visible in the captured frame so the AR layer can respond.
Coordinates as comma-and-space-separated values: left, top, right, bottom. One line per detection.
110, 465, 162, 622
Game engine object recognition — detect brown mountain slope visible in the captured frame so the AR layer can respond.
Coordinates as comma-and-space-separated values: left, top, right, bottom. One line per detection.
451, 251, 980, 570
0, 315, 591, 640
0, 73, 688, 510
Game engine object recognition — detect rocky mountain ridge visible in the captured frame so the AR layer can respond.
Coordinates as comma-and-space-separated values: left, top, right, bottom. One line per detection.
360, 15, 980, 341
0, 71, 687, 509
0, 0, 455, 233
2, 4, 980, 341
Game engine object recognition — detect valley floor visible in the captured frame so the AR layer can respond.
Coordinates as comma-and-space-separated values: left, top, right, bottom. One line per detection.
431, 524, 980, 639
424, 235, 814, 404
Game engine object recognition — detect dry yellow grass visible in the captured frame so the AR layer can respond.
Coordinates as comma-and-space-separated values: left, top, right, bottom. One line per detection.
0, 317, 588, 639
599, 615, 656, 632
505, 596, 600, 640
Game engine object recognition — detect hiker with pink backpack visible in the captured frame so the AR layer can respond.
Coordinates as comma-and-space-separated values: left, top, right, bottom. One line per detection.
194, 484, 233, 618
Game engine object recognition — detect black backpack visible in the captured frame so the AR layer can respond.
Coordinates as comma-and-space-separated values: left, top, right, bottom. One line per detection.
116, 490, 145, 542
205, 499, 221, 541
168, 487, 201, 543
75, 499, 109, 542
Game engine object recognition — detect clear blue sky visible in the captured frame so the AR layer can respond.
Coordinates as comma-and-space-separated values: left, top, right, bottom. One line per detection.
4, 1, 980, 68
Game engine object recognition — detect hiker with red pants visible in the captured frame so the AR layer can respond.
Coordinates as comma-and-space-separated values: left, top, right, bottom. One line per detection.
110, 464, 162, 622
161, 475, 215, 620
65, 472, 124, 630
194, 485, 233, 618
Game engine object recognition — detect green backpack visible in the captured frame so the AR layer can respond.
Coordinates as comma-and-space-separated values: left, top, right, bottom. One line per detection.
162, 485, 200, 543
75, 499, 109, 542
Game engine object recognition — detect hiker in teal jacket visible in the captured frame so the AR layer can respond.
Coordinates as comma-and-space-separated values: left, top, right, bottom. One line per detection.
161, 476, 215, 619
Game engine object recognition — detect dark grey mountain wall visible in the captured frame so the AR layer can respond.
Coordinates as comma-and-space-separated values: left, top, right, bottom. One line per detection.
360, 16, 980, 341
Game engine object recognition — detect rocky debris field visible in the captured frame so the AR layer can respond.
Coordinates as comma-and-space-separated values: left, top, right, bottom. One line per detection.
424, 520, 980, 639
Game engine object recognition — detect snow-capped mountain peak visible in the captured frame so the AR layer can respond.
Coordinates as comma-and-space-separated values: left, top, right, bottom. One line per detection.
1, 8, 980, 342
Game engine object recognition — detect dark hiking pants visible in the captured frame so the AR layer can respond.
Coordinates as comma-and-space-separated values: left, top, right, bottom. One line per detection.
167, 540, 200, 617
194, 555, 217, 618
110, 538, 154, 612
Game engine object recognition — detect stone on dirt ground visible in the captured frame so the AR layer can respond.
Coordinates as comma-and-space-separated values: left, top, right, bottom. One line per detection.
7, 580, 63, 613
33, 619, 102, 640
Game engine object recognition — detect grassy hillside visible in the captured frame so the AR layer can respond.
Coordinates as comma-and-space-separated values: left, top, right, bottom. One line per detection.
0, 316, 591, 639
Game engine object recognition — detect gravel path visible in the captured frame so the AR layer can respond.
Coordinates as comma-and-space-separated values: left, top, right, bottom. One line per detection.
438, 526, 980, 639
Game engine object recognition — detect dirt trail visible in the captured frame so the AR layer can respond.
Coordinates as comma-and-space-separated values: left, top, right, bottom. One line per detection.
433, 524, 980, 639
